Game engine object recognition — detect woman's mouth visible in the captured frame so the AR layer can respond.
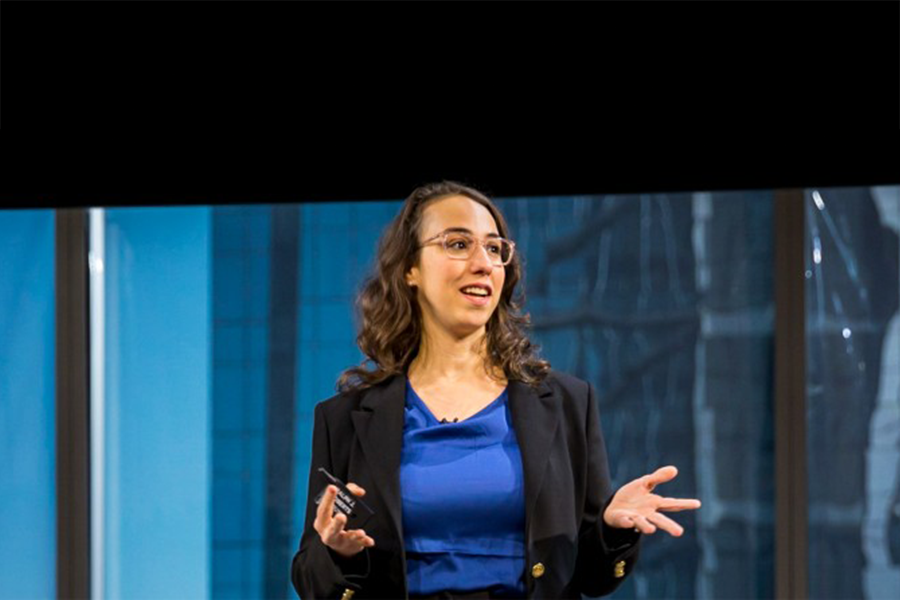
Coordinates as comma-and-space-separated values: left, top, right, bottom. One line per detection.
460, 288, 491, 306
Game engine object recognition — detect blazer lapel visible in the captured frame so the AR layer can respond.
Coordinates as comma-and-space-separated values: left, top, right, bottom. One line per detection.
350, 374, 407, 544
508, 378, 559, 545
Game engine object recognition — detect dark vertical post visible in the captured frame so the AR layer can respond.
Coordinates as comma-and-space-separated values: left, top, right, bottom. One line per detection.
774, 189, 807, 600
264, 205, 300, 597
56, 209, 91, 599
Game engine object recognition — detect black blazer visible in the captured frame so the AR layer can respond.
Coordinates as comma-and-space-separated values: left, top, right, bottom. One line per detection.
291, 370, 641, 599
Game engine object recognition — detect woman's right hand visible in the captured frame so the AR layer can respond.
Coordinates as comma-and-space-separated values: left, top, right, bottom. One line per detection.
314, 482, 376, 558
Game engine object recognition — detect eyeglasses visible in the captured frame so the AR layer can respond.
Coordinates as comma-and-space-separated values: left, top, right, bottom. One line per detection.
418, 230, 516, 266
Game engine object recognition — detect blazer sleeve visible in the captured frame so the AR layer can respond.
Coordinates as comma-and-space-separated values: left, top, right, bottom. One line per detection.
575, 382, 642, 597
291, 402, 372, 599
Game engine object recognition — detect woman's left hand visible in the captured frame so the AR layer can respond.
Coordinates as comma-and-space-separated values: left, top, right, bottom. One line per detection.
603, 465, 701, 537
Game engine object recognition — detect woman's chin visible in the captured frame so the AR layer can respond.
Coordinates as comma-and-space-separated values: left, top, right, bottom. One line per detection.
448, 320, 489, 338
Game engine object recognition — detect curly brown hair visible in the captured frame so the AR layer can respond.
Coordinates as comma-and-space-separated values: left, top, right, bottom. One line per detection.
336, 181, 550, 392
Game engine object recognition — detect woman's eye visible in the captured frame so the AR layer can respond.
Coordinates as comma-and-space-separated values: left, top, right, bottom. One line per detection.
487, 244, 501, 254
450, 239, 469, 249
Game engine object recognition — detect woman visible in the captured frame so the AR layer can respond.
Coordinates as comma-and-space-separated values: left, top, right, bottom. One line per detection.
291, 182, 701, 599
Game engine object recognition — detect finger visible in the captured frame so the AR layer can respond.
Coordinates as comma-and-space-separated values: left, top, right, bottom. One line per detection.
337, 528, 361, 546
646, 512, 684, 537
323, 484, 338, 517
641, 465, 679, 492
314, 485, 338, 531
346, 482, 367, 497
347, 529, 375, 547
632, 514, 657, 535
622, 516, 645, 534
326, 511, 348, 542
331, 514, 350, 546
341, 530, 372, 552
608, 511, 638, 530
344, 529, 365, 543
657, 497, 702, 512
616, 515, 636, 530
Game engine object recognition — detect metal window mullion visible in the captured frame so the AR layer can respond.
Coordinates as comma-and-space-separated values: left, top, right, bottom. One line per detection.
88, 209, 106, 600
56, 209, 91, 600
774, 189, 808, 600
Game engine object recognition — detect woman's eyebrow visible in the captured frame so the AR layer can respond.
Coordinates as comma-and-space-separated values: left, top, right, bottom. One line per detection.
442, 227, 501, 238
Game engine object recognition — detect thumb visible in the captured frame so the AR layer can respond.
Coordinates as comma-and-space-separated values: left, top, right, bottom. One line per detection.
346, 482, 366, 497
644, 465, 678, 490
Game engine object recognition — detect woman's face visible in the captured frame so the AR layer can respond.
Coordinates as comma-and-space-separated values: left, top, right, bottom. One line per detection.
406, 195, 507, 340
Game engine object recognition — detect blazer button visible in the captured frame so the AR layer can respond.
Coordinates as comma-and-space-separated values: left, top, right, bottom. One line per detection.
531, 562, 546, 578
614, 560, 626, 578
341, 588, 355, 600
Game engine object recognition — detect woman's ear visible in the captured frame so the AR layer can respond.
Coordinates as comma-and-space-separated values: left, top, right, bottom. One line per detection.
406, 265, 419, 287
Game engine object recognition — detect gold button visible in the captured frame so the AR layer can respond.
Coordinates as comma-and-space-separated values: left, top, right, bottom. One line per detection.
614, 560, 626, 578
340, 589, 355, 600
531, 562, 545, 578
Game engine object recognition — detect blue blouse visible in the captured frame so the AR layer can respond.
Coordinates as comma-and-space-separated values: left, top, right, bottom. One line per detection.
400, 378, 527, 598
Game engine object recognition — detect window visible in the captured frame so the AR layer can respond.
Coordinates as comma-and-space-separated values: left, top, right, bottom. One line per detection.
0, 210, 56, 600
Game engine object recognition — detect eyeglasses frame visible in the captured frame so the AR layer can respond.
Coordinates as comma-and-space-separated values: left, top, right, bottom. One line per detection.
417, 230, 516, 266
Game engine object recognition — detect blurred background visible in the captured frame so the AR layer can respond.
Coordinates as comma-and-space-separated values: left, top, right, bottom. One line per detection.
1, 186, 898, 599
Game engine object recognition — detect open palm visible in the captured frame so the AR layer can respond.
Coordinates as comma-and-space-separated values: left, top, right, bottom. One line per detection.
603, 465, 702, 537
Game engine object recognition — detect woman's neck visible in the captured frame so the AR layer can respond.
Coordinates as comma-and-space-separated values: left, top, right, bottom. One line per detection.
407, 327, 505, 386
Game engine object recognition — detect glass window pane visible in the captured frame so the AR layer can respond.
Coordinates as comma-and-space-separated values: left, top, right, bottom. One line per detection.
495, 193, 775, 598
0, 210, 56, 600
98, 208, 212, 599
806, 186, 900, 599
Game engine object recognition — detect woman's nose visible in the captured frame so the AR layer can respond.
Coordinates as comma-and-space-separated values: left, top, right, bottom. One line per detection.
469, 242, 495, 270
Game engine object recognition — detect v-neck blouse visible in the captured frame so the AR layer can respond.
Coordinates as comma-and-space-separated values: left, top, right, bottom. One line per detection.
400, 378, 527, 598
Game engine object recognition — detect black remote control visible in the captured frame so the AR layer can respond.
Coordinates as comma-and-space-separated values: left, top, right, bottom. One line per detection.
313, 467, 375, 530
